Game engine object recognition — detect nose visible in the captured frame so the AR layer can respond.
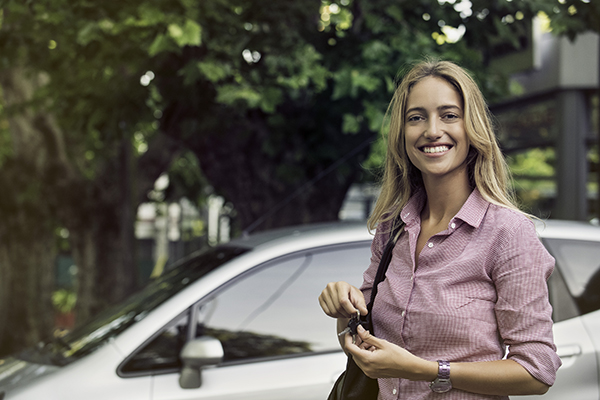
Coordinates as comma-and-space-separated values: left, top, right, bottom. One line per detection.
424, 118, 442, 139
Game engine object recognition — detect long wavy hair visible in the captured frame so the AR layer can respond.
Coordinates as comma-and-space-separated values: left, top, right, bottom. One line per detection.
367, 59, 521, 232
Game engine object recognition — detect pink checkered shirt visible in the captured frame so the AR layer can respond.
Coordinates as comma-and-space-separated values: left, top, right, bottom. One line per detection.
361, 188, 561, 400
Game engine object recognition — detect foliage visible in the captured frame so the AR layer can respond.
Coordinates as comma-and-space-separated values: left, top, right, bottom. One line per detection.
545, 0, 600, 39
52, 289, 77, 314
507, 148, 556, 214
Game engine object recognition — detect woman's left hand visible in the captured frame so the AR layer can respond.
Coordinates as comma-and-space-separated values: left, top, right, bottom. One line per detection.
344, 325, 437, 381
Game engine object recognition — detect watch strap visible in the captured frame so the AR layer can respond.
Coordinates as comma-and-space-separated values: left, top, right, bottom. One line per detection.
437, 360, 450, 380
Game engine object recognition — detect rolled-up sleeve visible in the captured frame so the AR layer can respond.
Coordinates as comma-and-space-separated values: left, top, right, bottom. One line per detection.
492, 219, 562, 386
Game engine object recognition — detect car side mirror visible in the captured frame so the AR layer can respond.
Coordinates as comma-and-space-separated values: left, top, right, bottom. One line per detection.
179, 336, 224, 389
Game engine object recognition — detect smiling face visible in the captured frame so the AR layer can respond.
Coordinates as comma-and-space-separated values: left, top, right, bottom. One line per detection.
403, 76, 470, 184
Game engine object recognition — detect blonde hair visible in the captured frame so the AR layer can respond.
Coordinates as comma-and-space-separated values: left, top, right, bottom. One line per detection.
367, 59, 521, 232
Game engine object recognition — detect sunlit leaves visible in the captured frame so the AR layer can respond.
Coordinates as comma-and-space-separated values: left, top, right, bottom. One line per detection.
148, 33, 180, 56
147, 20, 202, 56
196, 61, 233, 83
544, 0, 600, 39
342, 114, 361, 134
168, 20, 202, 47
332, 68, 382, 100
266, 44, 329, 91
508, 148, 555, 177
319, 1, 353, 32
216, 84, 261, 108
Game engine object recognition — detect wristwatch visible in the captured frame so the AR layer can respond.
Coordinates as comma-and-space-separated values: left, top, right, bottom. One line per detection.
429, 360, 452, 393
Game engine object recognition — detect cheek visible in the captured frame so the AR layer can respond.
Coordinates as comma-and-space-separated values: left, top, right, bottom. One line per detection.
403, 134, 418, 163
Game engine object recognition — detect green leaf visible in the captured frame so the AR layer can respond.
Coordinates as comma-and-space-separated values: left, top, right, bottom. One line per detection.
342, 114, 361, 134
137, 4, 167, 25
197, 61, 232, 83
77, 22, 100, 46
148, 33, 178, 56
216, 84, 261, 108
385, 5, 404, 22
259, 87, 283, 113
168, 19, 202, 47
364, 101, 385, 132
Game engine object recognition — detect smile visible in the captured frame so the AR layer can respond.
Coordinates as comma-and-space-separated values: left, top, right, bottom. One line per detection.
421, 145, 451, 154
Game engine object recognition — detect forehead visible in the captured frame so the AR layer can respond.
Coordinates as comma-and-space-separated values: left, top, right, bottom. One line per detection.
406, 76, 463, 108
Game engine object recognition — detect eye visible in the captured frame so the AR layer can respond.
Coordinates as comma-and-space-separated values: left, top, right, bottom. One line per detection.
442, 113, 460, 121
407, 115, 424, 122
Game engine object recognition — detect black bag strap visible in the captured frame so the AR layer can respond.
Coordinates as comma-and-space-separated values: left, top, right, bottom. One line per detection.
365, 219, 405, 327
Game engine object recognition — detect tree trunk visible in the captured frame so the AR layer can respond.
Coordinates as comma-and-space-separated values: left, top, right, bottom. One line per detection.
0, 230, 56, 354
0, 65, 166, 349
62, 143, 140, 325
0, 159, 56, 356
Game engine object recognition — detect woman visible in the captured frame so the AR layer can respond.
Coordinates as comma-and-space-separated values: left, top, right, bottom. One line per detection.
318, 60, 561, 399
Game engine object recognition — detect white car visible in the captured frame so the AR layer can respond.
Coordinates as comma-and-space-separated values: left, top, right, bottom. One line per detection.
0, 220, 599, 399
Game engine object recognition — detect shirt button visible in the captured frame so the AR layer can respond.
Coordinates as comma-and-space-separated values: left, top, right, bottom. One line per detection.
451, 222, 456, 229
393, 389, 397, 395
428, 242, 433, 248
401, 310, 406, 317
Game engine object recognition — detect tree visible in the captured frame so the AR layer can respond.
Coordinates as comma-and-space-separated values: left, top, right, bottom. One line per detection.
0, 0, 182, 354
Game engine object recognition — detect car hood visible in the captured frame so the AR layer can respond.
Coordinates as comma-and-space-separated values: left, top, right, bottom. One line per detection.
0, 357, 59, 392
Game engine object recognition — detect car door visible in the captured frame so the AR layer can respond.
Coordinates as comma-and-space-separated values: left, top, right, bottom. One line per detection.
526, 237, 600, 399
122, 242, 372, 400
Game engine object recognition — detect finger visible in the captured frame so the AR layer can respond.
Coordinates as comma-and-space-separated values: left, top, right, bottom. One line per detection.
335, 284, 362, 318
344, 334, 370, 362
356, 325, 384, 348
323, 282, 363, 318
344, 330, 357, 351
319, 283, 345, 318
349, 287, 369, 316
318, 295, 333, 317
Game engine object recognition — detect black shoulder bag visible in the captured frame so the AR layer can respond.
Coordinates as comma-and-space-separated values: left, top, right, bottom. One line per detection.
327, 220, 405, 400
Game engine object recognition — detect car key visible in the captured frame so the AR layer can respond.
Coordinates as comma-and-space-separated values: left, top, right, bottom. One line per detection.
338, 310, 363, 343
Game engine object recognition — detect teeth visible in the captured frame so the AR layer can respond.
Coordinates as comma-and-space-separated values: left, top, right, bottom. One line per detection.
422, 146, 449, 154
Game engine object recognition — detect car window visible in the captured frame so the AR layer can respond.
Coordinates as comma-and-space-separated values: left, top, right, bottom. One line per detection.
120, 312, 188, 375
196, 243, 371, 364
547, 266, 579, 323
24, 246, 248, 368
544, 238, 600, 317
120, 242, 371, 374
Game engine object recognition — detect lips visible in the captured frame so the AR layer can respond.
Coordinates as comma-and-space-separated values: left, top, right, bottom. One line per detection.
420, 145, 452, 154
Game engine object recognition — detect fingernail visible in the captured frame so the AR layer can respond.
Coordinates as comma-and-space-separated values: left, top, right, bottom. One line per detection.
357, 325, 365, 332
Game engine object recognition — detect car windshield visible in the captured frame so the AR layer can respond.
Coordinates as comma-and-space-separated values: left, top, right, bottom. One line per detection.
16, 246, 249, 366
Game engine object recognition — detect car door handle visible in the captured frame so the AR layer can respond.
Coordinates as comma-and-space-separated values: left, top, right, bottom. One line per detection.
556, 344, 582, 358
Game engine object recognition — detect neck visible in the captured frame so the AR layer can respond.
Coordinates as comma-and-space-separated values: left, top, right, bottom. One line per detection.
421, 171, 472, 225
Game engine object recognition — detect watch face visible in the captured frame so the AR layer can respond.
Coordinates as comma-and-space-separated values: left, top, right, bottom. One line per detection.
430, 379, 452, 393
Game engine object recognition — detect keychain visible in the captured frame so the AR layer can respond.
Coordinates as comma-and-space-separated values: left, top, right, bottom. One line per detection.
338, 310, 369, 344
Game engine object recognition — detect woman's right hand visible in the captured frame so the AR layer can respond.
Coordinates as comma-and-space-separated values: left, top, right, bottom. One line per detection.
318, 281, 368, 319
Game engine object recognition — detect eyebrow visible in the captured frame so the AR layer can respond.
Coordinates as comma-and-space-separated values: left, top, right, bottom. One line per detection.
405, 105, 462, 115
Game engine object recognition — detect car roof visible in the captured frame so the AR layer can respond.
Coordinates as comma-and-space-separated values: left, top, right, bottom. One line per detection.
536, 219, 600, 242
227, 218, 600, 254
228, 220, 373, 252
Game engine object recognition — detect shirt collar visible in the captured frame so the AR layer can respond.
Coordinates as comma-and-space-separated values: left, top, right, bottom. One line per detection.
400, 187, 490, 229
400, 189, 426, 225
454, 187, 490, 228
